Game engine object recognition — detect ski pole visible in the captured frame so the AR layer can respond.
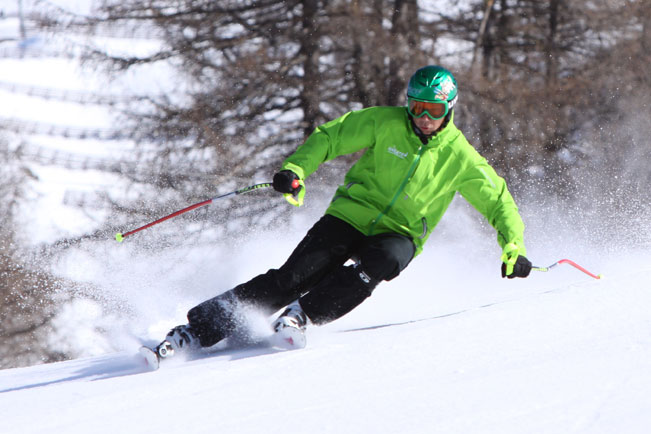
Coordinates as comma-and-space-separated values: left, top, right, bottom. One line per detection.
115, 181, 292, 242
532, 258, 603, 279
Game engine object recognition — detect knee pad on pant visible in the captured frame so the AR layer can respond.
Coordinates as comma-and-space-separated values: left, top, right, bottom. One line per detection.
357, 235, 415, 282
300, 263, 378, 325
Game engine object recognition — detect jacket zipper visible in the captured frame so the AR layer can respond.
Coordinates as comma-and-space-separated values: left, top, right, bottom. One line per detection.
369, 144, 426, 235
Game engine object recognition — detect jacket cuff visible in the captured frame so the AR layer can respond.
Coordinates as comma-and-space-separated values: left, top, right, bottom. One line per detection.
281, 162, 306, 181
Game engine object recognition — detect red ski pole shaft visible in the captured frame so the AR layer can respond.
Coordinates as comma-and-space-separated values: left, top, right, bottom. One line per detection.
115, 182, 275, 242
532, 258, 603, 279
116, 199, 211, 241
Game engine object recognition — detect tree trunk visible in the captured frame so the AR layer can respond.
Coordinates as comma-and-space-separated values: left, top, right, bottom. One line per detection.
300, 0, 322, 138
546, 0, 560, 84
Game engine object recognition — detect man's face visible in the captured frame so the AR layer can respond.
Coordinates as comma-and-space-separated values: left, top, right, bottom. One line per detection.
413, 114, 445, 135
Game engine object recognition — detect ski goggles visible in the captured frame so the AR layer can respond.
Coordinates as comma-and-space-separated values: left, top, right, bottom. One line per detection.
407, 97, 449, 120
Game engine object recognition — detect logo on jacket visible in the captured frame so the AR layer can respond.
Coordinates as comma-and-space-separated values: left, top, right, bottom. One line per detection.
387, 146, 408, 159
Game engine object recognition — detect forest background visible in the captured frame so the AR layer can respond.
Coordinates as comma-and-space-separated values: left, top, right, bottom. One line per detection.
1, 0, 649, 369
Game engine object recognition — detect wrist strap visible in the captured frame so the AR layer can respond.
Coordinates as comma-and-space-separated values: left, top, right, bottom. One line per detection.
501, 242, 520, 276
284, 180, 306, 207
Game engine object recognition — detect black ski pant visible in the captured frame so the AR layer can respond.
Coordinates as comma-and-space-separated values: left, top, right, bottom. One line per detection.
187, 215, 416, 347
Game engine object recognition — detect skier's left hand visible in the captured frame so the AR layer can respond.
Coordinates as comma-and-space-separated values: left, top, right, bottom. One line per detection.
501, 255, 532, 278
501, 242, 531, 278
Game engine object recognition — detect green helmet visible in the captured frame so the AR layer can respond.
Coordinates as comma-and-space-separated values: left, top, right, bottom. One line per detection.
406, 65, 458, 119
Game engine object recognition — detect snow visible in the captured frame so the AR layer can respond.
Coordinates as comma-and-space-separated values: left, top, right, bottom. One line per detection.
2, 3, 651, 433
1, 249, 650, 434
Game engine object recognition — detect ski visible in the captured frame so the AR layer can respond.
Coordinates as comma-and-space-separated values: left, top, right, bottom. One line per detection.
139, 346, 160, 370
138, 324, 306, 370
269, 321, 307, 350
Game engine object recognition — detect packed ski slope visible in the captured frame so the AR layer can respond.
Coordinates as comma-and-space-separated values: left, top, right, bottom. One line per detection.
1, 243, 650, 434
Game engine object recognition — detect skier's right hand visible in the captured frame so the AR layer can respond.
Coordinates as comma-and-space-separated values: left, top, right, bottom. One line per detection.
273, 170, 300, 194
273, 170, 305, 207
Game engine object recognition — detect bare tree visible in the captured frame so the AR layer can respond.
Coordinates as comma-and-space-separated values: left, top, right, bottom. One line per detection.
29, 0, 650, 238
30, 0, 436, 248
434, 0, 650, 196
0, 140, 73, 368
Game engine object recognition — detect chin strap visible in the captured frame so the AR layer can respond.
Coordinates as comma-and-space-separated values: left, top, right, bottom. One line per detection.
409, 111, 451, 144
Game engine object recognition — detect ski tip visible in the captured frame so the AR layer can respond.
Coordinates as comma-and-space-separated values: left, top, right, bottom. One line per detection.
597, 273, 604, 279
139, 346, 160, 371
270, 328, 307, 350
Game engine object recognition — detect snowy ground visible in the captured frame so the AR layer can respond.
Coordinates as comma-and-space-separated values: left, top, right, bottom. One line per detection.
1, 245, 650, 434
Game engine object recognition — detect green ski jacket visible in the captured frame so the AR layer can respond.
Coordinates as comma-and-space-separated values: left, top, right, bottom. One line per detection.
281, 106, 526, 257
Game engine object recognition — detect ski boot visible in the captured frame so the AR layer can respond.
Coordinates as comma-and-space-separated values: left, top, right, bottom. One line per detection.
158, 324, 199, 357
271, 301, 308, 349
140, 324, 199, 369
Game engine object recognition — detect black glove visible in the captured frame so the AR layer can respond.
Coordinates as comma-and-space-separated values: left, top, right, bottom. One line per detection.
273, 170, 300, 194
501, 255, 532, 279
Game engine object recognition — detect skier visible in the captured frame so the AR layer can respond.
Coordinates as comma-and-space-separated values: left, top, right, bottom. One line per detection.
154, 65, 532, 359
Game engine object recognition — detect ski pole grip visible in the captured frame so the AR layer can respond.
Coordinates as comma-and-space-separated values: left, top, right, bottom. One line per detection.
291, 179, 300, 189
